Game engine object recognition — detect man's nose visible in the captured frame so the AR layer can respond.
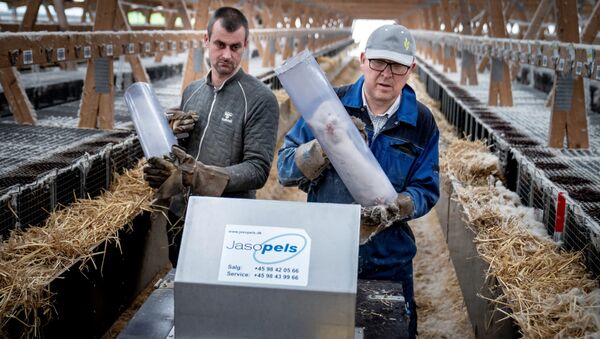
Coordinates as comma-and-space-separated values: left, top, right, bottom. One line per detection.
222, 48, 232, 59
380, 64, 393, 77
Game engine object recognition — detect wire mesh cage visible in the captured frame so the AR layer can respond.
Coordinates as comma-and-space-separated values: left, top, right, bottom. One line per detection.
0, 124, 142, 234
0, 194, 16, 239
417, 60, 600, 280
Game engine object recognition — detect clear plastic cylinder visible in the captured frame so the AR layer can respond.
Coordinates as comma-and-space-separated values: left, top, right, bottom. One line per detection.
275, 50, 397, 206
124, 82, 176, 158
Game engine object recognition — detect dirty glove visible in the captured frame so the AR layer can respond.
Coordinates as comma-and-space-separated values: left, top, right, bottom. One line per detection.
143, 157, 176, 189
167, 109, 198, 137
294, 139, 329, 180
294, 117, 367, 180
170, 145, 230, 196
359, 194, 414, 244
350, 116, 368, 144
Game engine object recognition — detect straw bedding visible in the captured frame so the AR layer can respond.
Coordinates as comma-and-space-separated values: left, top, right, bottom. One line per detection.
0, 164, 154, 336
454, 181, 599, 338
409, 77, 600, 338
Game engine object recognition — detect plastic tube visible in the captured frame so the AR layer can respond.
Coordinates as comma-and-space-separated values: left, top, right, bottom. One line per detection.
275, 50, 397, 206
124, 82, 176, 158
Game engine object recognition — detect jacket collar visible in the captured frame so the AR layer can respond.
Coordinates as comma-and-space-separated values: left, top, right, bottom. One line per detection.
206, 67, 244, 91
340, 75, 418, 127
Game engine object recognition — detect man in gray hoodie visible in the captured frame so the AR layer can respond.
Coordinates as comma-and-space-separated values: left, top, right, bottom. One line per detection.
143, 7, 279, 265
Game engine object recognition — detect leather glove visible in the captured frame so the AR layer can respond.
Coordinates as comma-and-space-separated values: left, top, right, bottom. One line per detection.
170, 145, 230, 196
167, 109, 198, 137
143, 157, 176, 189
294, 117, 368, 180
294, 139, 329, 180
350, 116, 368, 144
359, 194, 414, 244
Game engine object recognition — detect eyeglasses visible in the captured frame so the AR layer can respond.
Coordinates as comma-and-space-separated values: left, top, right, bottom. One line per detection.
368, 59, 410, 76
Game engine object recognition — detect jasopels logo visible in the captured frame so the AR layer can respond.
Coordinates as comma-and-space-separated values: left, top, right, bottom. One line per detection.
252, 233, 307, 264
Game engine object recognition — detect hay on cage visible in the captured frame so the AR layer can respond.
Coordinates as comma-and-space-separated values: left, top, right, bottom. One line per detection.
0, 164, 154, 336
317, 55, 342, 74
454, 183, 600, 338
408, 74, 600, 337
441, 139, 500, 186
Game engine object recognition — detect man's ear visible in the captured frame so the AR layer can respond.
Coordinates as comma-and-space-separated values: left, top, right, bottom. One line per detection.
204, 33, 209, 46
359, 52, 366, 64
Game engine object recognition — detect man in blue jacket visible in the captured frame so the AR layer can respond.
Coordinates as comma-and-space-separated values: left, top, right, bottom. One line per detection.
277, 24, 439, 338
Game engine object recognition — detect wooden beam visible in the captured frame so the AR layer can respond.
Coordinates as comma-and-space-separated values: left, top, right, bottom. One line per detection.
441, 0, 457, 72
0, 22, 182, 32
473, 12, 488, 35
2, 0, 42, 124
548, 0, 588, 148
241, 0, 257, 72
154, 11, 178, 62
79, 0, 118, 129
78, 60, 100, 128
52, 0, 69, 30
260, 5, 275, 67
180, 0, 209, 91
20, 0, 43, 31
581, 0, 600, 43
52, 0, 79, 71
282, 2, 299, 60
43, 3, 55, 23
509, 0, 528, 21
523, 0, 553, 39
271, 0, 285, 60
503, 1, 515, 22
175, 0, 193, 29
0, 68, 36, 124
474, 10, 490, 73
458, 0, 477, 85
116, 2, 150, 83
423, 8, 433, 60
430, 5, 443, 65
487, 0, 513, 106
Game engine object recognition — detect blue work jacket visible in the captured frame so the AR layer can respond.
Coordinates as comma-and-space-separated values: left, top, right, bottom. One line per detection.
278, 76, 440, 219
277, 76, 440, 290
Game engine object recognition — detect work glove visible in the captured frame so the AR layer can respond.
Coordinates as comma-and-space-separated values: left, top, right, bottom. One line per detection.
350, 116, 368, 144
294, 139, 329, 180
167, 109, 198, 138
294, 116, 368, 180
359, 194, 414, 244
143, 157, 176, 189
170, 145, 230, 196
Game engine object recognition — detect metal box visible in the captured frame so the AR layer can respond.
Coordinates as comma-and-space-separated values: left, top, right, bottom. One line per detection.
175, 197, 360, 339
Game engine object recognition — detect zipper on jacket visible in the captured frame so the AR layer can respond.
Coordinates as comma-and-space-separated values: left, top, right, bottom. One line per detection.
196, 88, 218, 160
